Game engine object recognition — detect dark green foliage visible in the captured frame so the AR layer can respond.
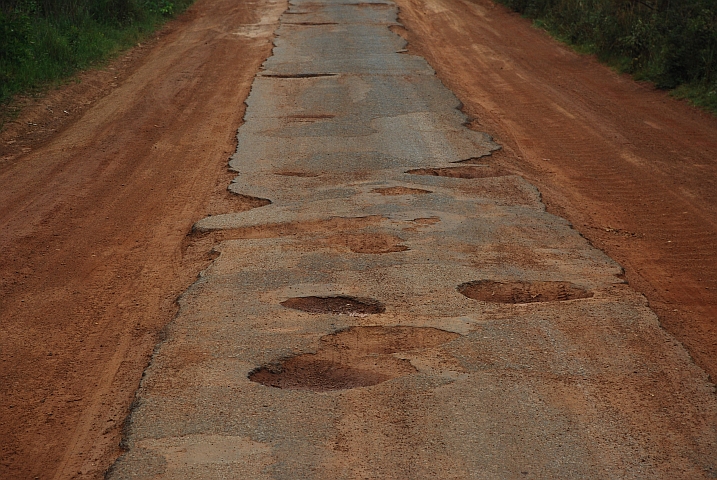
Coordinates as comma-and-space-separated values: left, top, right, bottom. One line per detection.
496, 0, 717, 112
0, 0, 194, 103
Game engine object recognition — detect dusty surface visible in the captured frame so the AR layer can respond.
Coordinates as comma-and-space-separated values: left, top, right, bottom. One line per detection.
394, 0, 717, 382
0, 0, 285, 477
1, 0, 716, 477
110, 0, 717, 477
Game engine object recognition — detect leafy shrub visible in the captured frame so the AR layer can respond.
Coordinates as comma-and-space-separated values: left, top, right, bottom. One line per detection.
0, 0, 193, 103
495, 0, 717, 110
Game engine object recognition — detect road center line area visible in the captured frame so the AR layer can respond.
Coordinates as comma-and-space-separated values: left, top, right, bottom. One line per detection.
107, 0, 717, 478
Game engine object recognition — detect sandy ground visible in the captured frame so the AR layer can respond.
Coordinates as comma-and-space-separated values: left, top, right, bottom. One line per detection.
1, 0, 716, 477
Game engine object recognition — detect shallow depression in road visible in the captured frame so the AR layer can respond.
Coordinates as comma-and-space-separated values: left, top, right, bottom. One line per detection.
248, 326, 460, 391
281, 295, 386, 315
458, 280, 593, 303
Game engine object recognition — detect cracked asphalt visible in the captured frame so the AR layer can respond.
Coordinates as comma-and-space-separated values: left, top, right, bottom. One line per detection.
105, 0, 717, 477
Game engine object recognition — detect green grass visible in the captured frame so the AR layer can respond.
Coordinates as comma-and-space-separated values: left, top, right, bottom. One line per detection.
0, 0, 194, 105
497, 0, 717, 116
672, 81, 717, 113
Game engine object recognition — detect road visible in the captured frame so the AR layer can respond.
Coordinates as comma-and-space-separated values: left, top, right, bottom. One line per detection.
1, 0, 716, 477
110, 0, 716, 477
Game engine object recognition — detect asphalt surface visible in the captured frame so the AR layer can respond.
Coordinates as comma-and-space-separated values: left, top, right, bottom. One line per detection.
109, 0, 717, 477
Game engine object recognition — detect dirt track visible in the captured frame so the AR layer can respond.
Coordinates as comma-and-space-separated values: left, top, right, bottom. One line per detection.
1, 0, 716, 477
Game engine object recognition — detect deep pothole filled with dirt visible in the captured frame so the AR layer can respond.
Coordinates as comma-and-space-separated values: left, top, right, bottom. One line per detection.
249, 326, 460, 391
281, 295, 386, 315
458, 280, 593, 303
406, 165, 504, 179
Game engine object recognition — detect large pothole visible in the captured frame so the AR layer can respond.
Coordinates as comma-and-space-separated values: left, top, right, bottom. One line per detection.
249, 326, 460, 391
281, 295, 386, 315
458, 280, 593, 303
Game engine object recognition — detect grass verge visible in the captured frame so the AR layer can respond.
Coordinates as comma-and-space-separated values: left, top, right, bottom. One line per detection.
0, 0, 194, 106
495, 0, 717, 116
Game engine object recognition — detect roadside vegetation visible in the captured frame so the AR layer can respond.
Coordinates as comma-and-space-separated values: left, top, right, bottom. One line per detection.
0, 0, 194, 104
496, 0, 717, 114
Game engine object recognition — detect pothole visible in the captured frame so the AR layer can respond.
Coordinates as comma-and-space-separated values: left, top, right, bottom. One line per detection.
281, 295, 386, 315
326, 233, 408, 253
372, 186, 432, 195
458, 280, 593, 303
248, 326, 460, 391
406, 165, 504, 179
261, 73, 338, 78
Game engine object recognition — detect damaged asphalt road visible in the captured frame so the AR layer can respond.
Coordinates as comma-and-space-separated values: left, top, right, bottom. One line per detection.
109, 0, 717, 477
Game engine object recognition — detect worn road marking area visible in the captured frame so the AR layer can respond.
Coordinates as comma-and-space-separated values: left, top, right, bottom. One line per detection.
109, 0, 717, 477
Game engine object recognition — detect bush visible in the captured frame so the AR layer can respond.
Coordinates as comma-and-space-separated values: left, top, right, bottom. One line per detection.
495, 0, 717, 112
0, 0, 194, 103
